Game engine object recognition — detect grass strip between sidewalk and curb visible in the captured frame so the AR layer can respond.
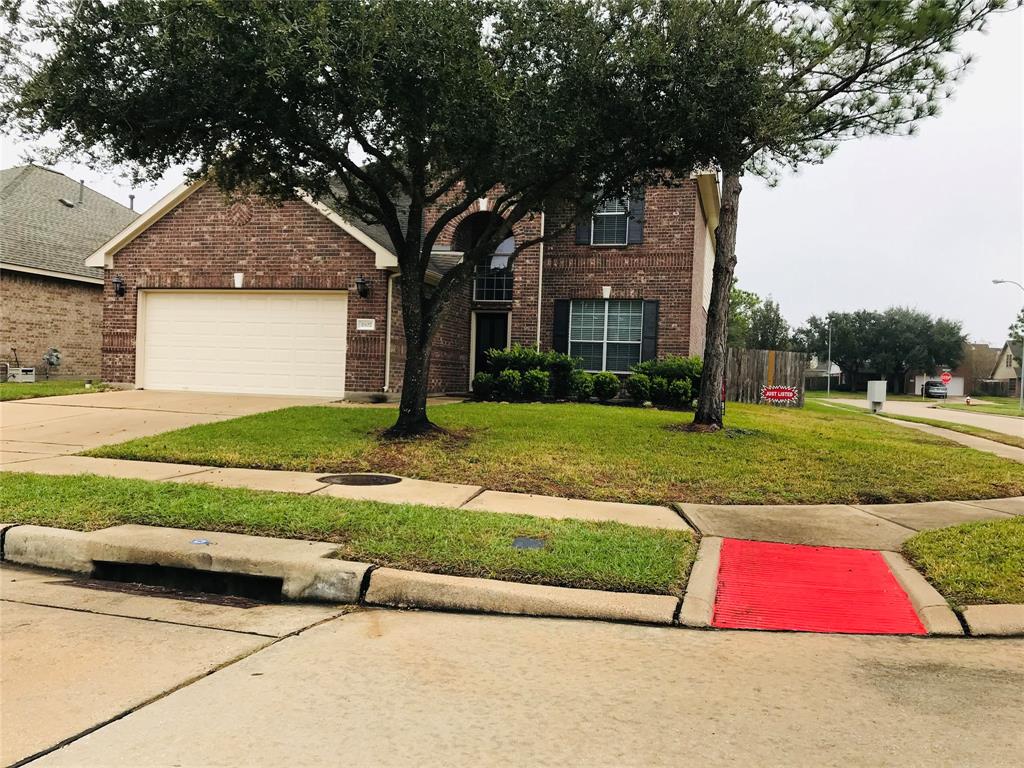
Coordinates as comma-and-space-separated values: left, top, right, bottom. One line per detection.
84, 401, 1024, 505
0, 380, 108, 401
0, 472, 696, 596
902, 517, 1024, 606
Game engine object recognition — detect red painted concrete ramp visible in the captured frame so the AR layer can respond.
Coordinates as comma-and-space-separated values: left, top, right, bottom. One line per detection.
713, 539, 926, 635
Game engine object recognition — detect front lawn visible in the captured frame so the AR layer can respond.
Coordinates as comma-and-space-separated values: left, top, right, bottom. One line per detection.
0, 380, 106, 401
903, 517, 1024, 606
86, 400, 1024, 505
0, 472, 694, 595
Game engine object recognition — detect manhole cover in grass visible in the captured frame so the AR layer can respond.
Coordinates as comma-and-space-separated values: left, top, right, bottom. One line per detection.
512, 536, 546, 550
317, 473, 402, 486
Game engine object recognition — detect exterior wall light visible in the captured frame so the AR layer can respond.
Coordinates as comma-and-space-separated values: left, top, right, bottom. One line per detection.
355, 275, 370, 299
112, 275, 127, 297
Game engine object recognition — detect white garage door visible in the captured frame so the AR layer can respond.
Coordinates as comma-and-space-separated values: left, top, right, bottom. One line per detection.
140, 291, 347, 397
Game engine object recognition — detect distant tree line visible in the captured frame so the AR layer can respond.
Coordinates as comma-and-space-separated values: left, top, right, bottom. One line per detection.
728, 283, 966, 392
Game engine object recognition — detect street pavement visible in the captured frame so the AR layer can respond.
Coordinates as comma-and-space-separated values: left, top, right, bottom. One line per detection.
3, 564, 1022, 767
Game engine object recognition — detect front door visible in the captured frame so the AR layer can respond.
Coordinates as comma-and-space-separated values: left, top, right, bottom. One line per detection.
474, 313, 509, 376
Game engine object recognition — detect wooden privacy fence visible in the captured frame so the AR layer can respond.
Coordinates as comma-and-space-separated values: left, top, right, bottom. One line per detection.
725, 348, 810, 406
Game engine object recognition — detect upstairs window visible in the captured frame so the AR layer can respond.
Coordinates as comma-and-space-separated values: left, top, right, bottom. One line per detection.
591, 198, 629, 246
576, 190, 645, 246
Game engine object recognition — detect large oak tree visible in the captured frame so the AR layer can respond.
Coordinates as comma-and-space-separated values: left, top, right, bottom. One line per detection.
2, 0, 771, 435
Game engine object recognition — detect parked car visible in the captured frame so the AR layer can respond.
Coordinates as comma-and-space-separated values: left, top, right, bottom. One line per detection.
923, 381, 948, 399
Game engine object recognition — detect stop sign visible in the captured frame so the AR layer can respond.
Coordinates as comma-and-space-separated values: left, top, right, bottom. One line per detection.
940, 371, 952, 384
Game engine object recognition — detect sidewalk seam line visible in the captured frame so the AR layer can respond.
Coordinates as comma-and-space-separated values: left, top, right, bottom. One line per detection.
0, 597, 288, 638
846, 505, 919, 533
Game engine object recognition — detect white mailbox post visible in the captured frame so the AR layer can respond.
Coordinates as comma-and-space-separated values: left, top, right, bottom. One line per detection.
867, 380, 887, 413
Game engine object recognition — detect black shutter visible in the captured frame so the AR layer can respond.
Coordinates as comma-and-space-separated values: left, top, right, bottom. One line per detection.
553, 300, 571, 353
641, 300, 658, 361
575, 217, 591, 244
627, 190, 645, 244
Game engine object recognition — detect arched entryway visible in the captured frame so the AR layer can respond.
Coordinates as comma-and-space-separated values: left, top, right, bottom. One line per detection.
452, 212, 515, 380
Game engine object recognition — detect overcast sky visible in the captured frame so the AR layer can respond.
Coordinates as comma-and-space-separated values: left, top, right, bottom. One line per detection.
2, 11, 1021, 345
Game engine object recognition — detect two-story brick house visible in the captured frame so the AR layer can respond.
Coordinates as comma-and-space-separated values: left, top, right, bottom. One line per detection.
85, 174, 718, 398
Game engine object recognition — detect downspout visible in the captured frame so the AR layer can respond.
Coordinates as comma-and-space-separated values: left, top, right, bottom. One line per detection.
383, 272, 396, 391
535, 210, 545, 348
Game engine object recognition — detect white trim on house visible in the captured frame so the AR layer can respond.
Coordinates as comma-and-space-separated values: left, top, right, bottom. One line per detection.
86, 179, 399, 271
0, 262, 103, 285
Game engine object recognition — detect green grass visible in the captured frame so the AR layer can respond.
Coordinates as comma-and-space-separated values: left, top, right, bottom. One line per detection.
0, 380, 106, 401
86, 400, 1024, 505
935, 396, 1023, 419
877, 412, 1024, 450
0, 472, 695, 595
903, 517, 1024, 606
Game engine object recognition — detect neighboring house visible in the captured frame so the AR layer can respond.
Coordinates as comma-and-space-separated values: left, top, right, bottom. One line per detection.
1, 165, 138, 378
903, 343, 1000, 397
804, 355, 842, 391
986, 340, 1022, 396
86, 176, 719, 399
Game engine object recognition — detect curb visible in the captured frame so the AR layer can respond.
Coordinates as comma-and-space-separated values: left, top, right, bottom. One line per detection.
0, 523, 678, 627
678, 537, 722, 628
2, 524, 370, 604
880, 551, 963, 636
960, 604, 1024, 637
364, 567, 678, 625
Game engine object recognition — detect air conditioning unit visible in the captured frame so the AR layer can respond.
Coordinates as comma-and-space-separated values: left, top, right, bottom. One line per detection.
6, 366, 36, 383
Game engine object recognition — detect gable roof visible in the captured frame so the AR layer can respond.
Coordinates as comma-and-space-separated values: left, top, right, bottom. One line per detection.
0, 165, 138, 282
86, 178, 399, 271
990, 340, 1023, 378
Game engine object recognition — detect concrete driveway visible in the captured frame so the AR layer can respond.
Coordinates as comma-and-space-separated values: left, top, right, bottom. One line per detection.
0, 389, 333, 464
3, 564, 1022, 767
834, 397, 1024, 438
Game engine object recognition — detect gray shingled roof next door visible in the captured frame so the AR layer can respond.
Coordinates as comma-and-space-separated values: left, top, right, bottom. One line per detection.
0, 165, 138, 280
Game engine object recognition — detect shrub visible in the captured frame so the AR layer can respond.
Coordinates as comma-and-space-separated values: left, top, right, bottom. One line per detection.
593, 371, 621, 402
544, 351, 581, 399
569, 370, 595, 402
496, 369, 522, 401
487, 344, 548, 375
632, 355, 703, 385
667, 378, 693, 408
624, 373, 651, 403
649, 376, 669, 403
633, 355, 703, 406
471, 372, 495, 401
521, 369, 551, 401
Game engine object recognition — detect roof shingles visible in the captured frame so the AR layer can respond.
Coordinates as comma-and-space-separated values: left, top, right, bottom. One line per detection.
0, 165, 138, 280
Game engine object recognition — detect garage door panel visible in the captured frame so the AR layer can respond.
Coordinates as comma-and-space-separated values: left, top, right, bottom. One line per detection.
140, 292, 347, 397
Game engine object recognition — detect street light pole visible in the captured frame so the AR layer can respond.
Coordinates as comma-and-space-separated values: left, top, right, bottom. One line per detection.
826, 318, 833, 398
992, 279, 1024, 411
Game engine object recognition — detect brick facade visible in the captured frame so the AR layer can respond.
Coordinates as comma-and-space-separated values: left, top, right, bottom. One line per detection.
0, 270, 102, 378
102, 184, 467, 395
98, 179, 710, 396
539, 182, 704, 357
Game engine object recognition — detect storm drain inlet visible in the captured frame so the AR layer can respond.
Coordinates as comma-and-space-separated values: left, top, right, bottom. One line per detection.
91, 561, 284, 603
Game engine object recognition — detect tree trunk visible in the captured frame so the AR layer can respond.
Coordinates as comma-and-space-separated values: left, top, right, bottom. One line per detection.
386, 332, 438, 437
384, 271, 443, 439
692, 170, 742, 429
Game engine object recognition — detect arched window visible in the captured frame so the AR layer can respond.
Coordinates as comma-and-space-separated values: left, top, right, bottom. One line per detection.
453, 212, 515, 302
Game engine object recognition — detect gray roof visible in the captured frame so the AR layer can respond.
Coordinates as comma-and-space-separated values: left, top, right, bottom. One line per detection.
0, 165, 138, 280
318, 182, 460, 278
